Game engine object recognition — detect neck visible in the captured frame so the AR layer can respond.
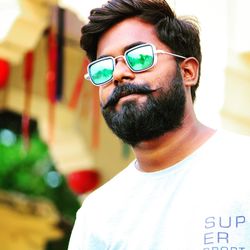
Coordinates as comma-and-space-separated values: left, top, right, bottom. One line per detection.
133, 112, 216, 172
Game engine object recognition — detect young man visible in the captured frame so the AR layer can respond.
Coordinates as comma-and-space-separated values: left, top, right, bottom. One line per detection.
68, 0, 250, 249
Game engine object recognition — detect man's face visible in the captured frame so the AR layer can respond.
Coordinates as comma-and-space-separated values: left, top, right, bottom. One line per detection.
96, 17, 186, 146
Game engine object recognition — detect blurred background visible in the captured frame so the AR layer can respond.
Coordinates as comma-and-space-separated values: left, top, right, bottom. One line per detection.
0, 0, 249, 249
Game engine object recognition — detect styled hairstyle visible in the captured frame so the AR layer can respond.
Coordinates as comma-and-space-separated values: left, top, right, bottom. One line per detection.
81, 0, 202, 101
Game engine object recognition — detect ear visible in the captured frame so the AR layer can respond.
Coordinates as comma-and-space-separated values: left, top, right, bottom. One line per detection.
179, 57, 199, 87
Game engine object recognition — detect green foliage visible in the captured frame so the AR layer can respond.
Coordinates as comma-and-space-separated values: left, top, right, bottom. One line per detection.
0, 130, 80, 222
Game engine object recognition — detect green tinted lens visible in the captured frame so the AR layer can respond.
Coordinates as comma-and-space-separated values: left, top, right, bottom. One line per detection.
89, 57, 114, 85
126, 45, 154, 71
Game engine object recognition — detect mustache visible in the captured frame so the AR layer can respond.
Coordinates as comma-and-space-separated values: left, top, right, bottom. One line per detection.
103, 83, 158, 109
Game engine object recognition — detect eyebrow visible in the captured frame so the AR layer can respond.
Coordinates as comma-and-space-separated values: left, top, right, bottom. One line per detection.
97, 41, 146, 60
123, 41, 146, 52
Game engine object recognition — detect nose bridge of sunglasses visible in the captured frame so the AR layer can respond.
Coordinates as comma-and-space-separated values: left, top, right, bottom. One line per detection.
113, 55, 132, 71
114, 55, 126, 64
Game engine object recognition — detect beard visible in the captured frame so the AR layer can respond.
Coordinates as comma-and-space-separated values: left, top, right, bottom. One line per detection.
101, 66, 186, 146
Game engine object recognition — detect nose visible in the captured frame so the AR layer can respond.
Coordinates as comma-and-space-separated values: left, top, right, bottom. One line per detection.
112, 57, 135, 85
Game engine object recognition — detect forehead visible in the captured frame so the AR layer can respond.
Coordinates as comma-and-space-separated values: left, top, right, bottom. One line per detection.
97, 17, 164, 57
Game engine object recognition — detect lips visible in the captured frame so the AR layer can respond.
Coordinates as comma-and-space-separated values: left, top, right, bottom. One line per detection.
117, 89, 141, 100
103, 83, 158, 109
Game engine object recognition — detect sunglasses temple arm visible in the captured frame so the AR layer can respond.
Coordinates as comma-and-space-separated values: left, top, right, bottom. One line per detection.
156, 50, 186, 59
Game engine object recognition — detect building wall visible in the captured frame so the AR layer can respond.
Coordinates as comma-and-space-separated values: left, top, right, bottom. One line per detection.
220, 0, 250, 135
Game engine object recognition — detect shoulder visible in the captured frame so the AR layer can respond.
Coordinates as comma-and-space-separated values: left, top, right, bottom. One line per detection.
79, 160, 136, 211
210, 129, 250, 151
187, 129, 250, 183
208, 129, 250, 175
218, 129, 250, 141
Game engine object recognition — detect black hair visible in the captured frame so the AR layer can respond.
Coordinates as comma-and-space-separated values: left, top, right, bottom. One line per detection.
81, 0, 202, 101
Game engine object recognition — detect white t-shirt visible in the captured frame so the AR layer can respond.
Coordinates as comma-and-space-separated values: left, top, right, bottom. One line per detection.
68, 130, 250, 250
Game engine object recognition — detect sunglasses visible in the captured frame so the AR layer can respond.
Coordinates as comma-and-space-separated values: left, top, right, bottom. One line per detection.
84, 43, 186, 86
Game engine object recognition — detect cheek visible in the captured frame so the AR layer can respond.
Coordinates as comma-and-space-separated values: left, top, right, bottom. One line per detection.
152, 65, 178, 88
99, 85, 114, 107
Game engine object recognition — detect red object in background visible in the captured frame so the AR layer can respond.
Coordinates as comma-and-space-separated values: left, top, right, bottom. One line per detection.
46, 29, 58, 144
24, 51, 34, 82
47, 30, 57, 104
22, 51, 34, 149
68, 58, 89, 109
0, 59, 10, 88
67, 170, 100, 194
